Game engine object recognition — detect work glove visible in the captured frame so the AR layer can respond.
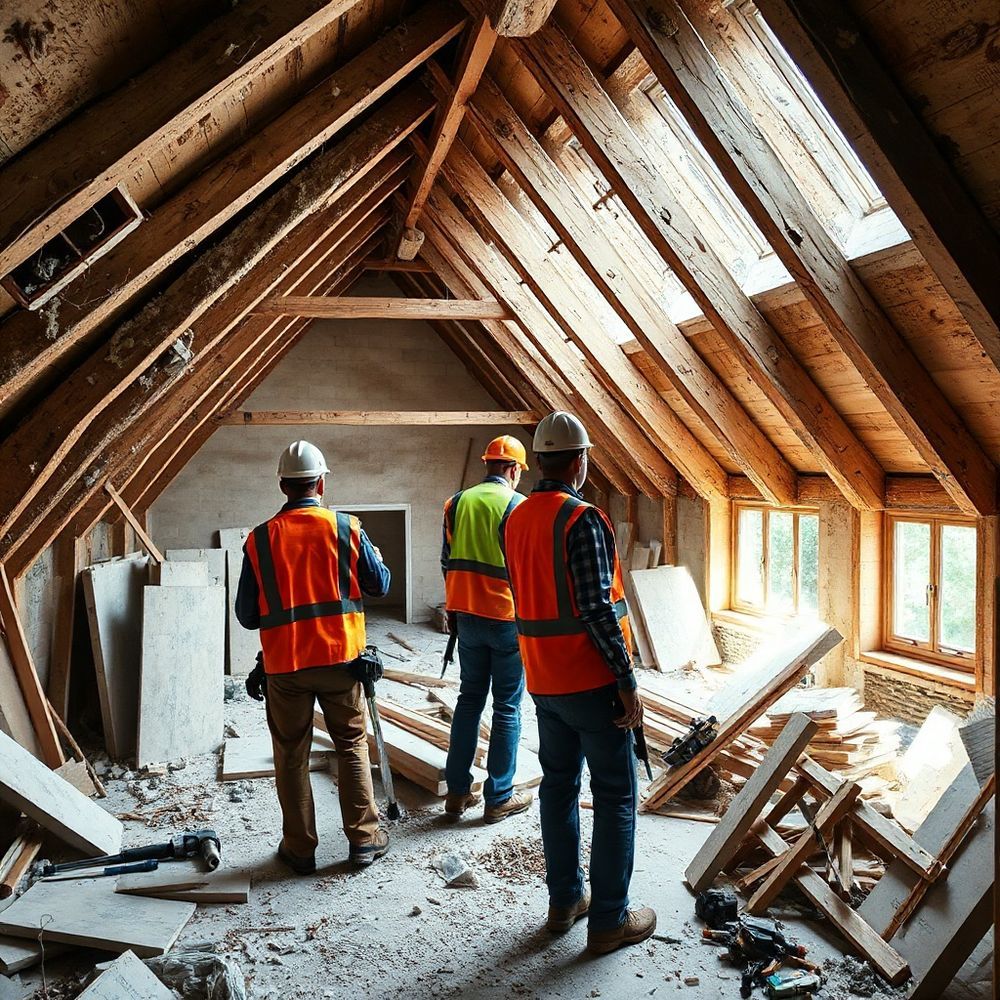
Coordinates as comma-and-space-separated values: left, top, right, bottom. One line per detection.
349, 645, 384, 696
446, 609, 458, 635
245, 652, 267, 702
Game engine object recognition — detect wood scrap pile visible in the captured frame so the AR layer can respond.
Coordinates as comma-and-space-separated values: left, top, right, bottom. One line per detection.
748, 686, 900, 787
684, 709, 995, 999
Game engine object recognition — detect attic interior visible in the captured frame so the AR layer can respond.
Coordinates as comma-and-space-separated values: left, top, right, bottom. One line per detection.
0, 0, 996, 996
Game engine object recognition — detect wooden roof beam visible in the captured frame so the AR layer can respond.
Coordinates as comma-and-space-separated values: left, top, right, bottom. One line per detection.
509, 21, 886, 511
486, 0, 559, 36
751, 0, 1000, 378
441, 141, 725, 500
220, 410, 538, 425
0, 1, 465, 425
423, 185, 674, 497
418, 232, 639, 494
401, 14, 498, 232
607, 0, 997, 515
0, 0, 369, 278
257, 297, 511, 320
0, 87, 432, 552
468, 77, 799, 506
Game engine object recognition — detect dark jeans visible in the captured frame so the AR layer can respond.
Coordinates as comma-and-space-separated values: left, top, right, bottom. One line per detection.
445, 612, 525, 806
532, 683, 638, 931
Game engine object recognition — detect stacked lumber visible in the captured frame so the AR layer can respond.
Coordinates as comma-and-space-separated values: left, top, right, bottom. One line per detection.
749, 686, 900, 783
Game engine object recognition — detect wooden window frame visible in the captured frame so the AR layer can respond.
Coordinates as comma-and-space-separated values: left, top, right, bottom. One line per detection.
731, 501, 819, 619
883, 512, 977, 673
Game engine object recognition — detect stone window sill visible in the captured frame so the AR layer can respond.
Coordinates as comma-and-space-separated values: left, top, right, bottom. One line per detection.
859, 649, 976, 695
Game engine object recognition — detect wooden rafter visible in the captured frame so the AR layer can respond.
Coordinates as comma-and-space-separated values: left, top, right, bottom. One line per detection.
402, 13, 498, 230
0, 85, 435, 551
257, 297, 511, 320
443, 139, 728, 500
751, 0, 1000, 377
487, 0, 559, 36
420, 206, 654, 496
418, 233, 640, 495
6, 186, 398, 574
220, 411, 537, 425
0, 0, 368, 278
606, 0, 997, 515
468, 78, 798, 505
0, 1, 464, 425
510, 20, 887, 512
363, 259, 435, 273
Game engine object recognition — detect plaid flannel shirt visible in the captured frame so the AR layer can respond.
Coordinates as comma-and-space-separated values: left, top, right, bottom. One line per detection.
534, 479, 636, 692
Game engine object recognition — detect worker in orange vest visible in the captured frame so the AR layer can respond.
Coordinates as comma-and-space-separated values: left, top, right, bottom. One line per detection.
441, 435, 533, 823
236, 441, 392, 873
500, 412, 656, 955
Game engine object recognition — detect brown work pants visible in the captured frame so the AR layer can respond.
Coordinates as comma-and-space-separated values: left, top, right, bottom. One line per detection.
265, 665, 380, 857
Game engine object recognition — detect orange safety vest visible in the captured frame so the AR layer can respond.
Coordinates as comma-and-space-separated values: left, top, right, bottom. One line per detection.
501, 490, 632, 696
244, 506, 366, 674
444, 480, 522, 621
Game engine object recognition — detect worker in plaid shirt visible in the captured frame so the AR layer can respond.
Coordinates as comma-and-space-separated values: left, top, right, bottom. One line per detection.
500, 411, 655, 956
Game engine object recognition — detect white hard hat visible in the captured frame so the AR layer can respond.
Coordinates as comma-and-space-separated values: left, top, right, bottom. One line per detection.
277, 440, 329, 479
533, 411, 593, 453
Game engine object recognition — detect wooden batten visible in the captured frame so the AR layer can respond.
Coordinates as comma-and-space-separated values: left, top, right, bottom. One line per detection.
220, 410, 537, 425
256, 297, 511, 320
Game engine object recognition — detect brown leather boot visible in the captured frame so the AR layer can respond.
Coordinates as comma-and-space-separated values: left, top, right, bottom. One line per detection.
587, 907, 657, 955
547, 886, 592, 932
349, 828, 389, 867
484, 789, 533, 824
444, 791, 482, 818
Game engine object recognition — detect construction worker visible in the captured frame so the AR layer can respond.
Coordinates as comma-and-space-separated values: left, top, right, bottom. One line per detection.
500, 412, 656, 955
441, 435, 533, 823
235, 441, 392, 874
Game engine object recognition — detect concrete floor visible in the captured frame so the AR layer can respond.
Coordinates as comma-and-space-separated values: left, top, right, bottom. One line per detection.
9, 617, 992, 999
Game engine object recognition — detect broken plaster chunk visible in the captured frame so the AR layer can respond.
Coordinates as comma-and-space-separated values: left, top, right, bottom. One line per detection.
432, 852, 477, 888
683, 977, 699, 987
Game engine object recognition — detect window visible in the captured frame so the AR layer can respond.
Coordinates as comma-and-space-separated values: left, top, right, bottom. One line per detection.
732, 503, 819, 617
885, 515, 977, 669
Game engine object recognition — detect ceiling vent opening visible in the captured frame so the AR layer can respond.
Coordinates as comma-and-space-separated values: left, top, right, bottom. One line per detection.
1, 185, 142, 310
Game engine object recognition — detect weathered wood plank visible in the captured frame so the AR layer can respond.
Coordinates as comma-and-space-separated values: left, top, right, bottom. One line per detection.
609, 0, 996, 515
404, 14, 497, 228
258, 297, 511, 319
0, 0, 366, 278
221, 410, 537, 425
487, 0, 559, 36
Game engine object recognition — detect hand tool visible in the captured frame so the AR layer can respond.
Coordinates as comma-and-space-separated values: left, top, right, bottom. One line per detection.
440, 631, 457, 679
40, 830, 221, 878
612, 691, 653, 780
351, 645, 401, 821
41, 859, 160, 881
663, 716, 718, 767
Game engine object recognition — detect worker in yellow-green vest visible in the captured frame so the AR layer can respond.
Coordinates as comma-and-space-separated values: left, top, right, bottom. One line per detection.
441, 435, 533, 823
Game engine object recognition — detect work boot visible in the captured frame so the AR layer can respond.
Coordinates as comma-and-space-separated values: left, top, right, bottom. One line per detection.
547, 886, 592, 933
587, 907, 657, 955
276, 840, 316, 876
349, 829, 390, 868
444, 791, 482, 818
484, 789, 533, 824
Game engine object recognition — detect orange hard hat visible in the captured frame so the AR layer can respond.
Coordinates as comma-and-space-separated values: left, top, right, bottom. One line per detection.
482, 435, 529, 471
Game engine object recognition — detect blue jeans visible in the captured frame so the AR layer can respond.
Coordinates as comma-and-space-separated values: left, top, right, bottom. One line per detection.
532, 684, 638, 931
445, 613, 525, 806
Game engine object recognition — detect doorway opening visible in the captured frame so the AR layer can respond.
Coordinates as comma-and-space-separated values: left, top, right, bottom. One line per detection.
333, 504, 411, 623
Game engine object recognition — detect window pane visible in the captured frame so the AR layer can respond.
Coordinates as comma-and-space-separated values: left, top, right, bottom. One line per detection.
798, 514, 819, 615
939, 524, 976, 653
767, 511, 795, 613
737, 508, 764, 606
893, 521, 930, 643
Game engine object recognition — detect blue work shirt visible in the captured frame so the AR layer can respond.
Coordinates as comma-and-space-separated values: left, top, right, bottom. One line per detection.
235, 497, 390, 631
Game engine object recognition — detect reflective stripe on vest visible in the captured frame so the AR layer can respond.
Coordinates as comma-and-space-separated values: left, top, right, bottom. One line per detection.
501, 491, 632, 696
444, 481, 521, 620
246, 507, 366, 673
